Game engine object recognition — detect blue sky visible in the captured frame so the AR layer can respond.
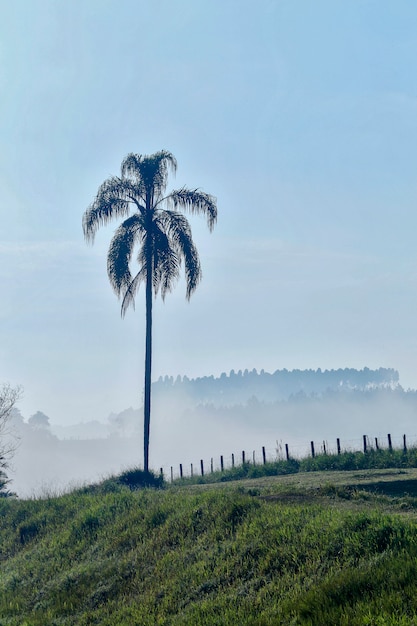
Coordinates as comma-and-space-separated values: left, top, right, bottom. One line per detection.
1, 0, 417, 426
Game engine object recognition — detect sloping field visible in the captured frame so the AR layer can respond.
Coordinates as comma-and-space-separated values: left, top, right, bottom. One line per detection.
1, 468, 417, 625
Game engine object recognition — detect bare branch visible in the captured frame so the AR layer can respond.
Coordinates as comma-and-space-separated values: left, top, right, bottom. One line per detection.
0, 384, 22, 497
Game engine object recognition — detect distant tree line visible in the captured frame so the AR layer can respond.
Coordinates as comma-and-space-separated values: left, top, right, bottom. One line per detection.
153, 367, 400, 407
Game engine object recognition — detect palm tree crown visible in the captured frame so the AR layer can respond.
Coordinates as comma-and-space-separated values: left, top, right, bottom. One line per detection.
83, 151, 217, 472
83, 150, 217, 314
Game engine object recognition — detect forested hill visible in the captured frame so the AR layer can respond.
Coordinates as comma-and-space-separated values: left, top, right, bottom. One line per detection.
153, 367, 400, 406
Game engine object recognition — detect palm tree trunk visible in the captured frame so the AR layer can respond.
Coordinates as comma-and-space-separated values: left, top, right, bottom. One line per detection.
143, 259, 152, 474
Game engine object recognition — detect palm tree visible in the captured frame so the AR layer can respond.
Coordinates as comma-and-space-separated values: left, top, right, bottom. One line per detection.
82, 151, 217, 473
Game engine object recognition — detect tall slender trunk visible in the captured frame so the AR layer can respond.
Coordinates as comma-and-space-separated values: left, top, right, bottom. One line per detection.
143, 243, 153, 474
143, 212, 153, 473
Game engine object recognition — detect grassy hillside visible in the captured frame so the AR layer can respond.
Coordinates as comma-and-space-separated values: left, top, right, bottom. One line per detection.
2, 468, 417, 625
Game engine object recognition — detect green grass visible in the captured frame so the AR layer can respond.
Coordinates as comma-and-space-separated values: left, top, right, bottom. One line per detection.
3, 461, 417, 623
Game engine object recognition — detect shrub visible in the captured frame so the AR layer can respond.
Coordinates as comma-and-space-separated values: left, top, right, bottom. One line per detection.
116, 467, 164, 490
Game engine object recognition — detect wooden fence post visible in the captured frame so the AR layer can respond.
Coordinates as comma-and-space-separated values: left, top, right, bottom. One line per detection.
220, 455, 224, 472
170, 466, 173, 483
242, 450, 246, 464
252, 450, 256, 465
403, 434, 407, 453
323, 441, 327, 455
262, 446, 266, 464
388, 433, 392, 451
200, 459, 204, 476
363, 435, 367, 454
375, 437, 379, 450
190, 463, 193, 477
337, 438, 341, 455
179, 463, 183, 479
232, 453, 235, 468
310, 441, 315, 458
211, 457, 214, 473
285, 443, 290, 460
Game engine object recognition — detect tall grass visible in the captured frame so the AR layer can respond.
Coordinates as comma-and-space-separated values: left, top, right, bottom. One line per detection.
2, 467, 417, 624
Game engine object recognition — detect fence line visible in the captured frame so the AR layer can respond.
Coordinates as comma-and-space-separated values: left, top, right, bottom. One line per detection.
161, 432, 417, 482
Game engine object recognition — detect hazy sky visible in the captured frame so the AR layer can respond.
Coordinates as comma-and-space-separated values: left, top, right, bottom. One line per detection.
1, 0, 417, 426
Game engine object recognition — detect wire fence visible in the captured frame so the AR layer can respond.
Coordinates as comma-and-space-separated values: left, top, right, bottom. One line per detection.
160, 431, 417, 482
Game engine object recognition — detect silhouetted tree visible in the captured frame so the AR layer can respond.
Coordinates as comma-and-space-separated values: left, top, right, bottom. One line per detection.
28, 411, 50, 429
0, 384, 21, 497
83, 151, 217, 472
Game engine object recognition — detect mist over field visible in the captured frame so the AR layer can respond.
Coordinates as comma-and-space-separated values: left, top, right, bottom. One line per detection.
7, 367, 417, 497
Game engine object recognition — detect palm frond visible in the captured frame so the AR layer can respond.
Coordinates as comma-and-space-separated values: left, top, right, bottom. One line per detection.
167, 187, 217, 232
183, 238, 201, 299
121, 153, 143, 180
151, 221, 181, 299
120, 268, 147, 317
83, 177, 143, 243
157, 211, 202, 299
107, 214, 145, 297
